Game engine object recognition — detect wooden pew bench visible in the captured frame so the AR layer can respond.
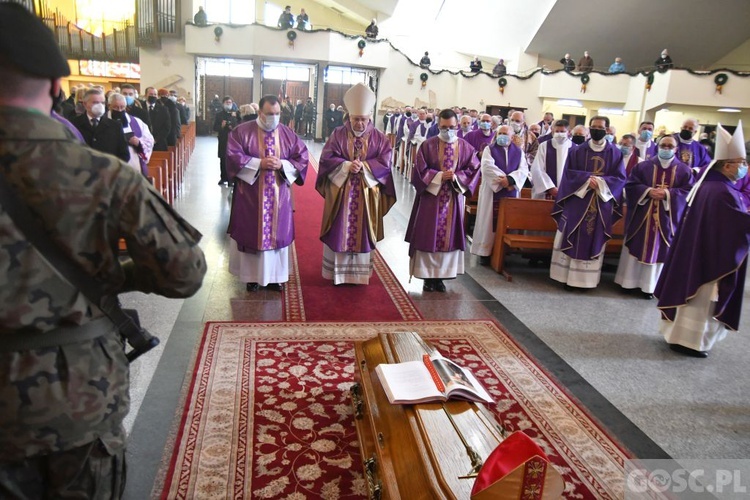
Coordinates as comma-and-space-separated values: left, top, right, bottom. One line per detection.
489, 197, 627, 281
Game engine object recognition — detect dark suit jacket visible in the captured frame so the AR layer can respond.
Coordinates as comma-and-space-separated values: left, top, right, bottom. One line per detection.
145, 102, 171, 151
71, 114, 129, 162
160, 97, 182, 146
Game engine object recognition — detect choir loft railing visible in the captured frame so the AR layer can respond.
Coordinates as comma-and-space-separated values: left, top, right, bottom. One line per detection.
1, 0, 139, 63
136, 0, 181, 48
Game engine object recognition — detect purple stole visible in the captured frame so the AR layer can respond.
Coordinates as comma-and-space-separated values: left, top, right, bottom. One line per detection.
545, 143, 559, 188
128, 116, 148, 176
488, 143, 522, 201
435, 141, 459, 251
625, 154, 639, 177
258, 129, 282, 250
388, 114, 398, 132
343, 134, 367, 252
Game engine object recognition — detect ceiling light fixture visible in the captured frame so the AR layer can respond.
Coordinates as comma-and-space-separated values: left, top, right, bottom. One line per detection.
717, 108, 741, 113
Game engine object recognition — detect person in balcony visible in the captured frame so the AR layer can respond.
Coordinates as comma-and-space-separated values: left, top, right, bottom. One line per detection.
608, 57, 625, 73
365, 18, 378, 38
560, 53, 575, 72
655, 49, 673, 71
277, 5, 294, 29
419, 51, 431, 69
577, 51, 594, 72
193, 6, 207, 26
296, 8, 309, 30
469, 56, 483, 73
492, 59, 507, 77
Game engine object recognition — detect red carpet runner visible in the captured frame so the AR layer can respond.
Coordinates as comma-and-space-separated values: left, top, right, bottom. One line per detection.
283, 155, 422, 322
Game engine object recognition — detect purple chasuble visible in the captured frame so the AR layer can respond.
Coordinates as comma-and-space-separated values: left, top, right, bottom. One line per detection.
551, 141, 626, 260
464, 129, 494, 160
316, 122, 396, 253
673, 136, 711, 170
226, 121, 308, 253
487, 142, 523, 201
655, 170, 750, 330
623, 158, 693, 264
405, 137, 481, 255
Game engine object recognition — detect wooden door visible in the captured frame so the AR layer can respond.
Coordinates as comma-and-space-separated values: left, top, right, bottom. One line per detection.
323, 83, 347, 109
285, 81, 309, 103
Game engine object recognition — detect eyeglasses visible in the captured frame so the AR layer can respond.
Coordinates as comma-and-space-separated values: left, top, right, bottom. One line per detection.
729, 160, 748, 166
439, 127, 458, 132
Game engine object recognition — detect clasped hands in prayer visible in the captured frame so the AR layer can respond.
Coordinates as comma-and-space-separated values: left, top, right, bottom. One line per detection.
348, 159, 364, 174
261, 156, 282, 171
442, 169, 455, 182
493, 175, 510, 189
648, 188, 668, 200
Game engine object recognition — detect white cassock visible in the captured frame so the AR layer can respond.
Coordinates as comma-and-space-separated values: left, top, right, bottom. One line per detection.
470, 146, 529, 256
322, 161, 380, 285
530, 138, 571, 199
120, 113, 154, 174
614, 157, 675, 293
410, 170, 470, 279
550, 140, 617, 288
660, 280, 728, 351
228, 159, 301, 286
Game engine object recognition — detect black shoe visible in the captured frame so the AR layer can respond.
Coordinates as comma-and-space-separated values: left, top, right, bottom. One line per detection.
218, 179, 227, 186
668, 344, 708, 358
642, 292, 654, 300
422, 279, 435, 292
434, 279, 446, 292
266, 283, 283, 292
479, 256, 491, 266
246, 282, 259, 292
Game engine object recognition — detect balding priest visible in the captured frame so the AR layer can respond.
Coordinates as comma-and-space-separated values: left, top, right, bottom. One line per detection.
656, 122, 750, 358
226, 95, 309, 292
317, 83, 396, 285
405, 109, 481, 292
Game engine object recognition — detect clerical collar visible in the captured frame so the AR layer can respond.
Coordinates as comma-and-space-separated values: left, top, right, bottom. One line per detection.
679, 137, 693, 144
635, 139, 651, 147
589, 139, 606, 152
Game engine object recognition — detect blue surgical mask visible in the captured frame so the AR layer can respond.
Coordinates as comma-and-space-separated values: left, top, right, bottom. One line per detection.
496, 134, 510, 147
619, 145, 633, 156
639, 130, 653, 141
439, 129, 457, 143
605, 134, 614, 143
738, 164, 748, 180
479, 121, 491, 130
658, 148, 675, 160
125, 96, 135, 106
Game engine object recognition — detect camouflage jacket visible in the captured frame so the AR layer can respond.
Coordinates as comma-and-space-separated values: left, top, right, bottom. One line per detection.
0, 106, 207, 461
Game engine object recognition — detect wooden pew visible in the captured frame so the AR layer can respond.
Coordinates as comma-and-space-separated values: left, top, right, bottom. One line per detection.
489, 197, 627, 281
150, 150, 175, 203
147, 158, 169, 203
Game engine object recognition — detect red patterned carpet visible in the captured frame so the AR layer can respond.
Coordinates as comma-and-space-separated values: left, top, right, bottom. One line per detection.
159, 321, 630, 499
282, 156, 422, 322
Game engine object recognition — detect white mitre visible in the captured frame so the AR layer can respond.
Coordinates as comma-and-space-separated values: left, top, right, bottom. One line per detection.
713, 120, 745, 160
687, 121, 746, 205
344, 83, 376, 117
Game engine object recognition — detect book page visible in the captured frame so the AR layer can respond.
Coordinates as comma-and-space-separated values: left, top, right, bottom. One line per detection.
431, 358, 494, 403
375, 361, 445, 404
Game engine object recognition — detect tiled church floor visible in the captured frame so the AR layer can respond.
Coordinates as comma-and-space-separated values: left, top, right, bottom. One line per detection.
123, 136, 750, 499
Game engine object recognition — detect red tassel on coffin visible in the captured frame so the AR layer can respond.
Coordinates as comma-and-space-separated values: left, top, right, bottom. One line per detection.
470, 431, 565, 500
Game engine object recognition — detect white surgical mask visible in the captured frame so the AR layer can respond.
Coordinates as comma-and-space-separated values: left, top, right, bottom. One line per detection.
90, 102, 105, 118
439, 129, 457, 143
224, 104, 233, 111
553, 132, 567, 143
511, 122, 522, 133
258, 114, 280, 131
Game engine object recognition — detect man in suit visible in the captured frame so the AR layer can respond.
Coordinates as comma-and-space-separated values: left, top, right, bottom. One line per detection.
120, 84, 150, 127
143, 87, 171, 151
158, 88, 181, 146
71, 88, 129, 162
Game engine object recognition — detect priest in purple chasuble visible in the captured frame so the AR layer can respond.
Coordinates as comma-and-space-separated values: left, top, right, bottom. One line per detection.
614, 136, 693, 297
550, 116, 626, 289
655, 122, 750, 358
530, 119, 573, 199
470, 125, 528, 257
464, 114, 496, 161
226, 95, 309, 291
674, 118, 711, 174
316, 83, 396, 285
405, 109, 481, 292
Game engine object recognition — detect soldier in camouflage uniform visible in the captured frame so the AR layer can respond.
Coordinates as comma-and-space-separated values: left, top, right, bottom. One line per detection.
0, 4, 207, 498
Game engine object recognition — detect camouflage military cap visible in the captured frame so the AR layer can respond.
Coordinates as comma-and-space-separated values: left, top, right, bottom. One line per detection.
0, 3, 70, 78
